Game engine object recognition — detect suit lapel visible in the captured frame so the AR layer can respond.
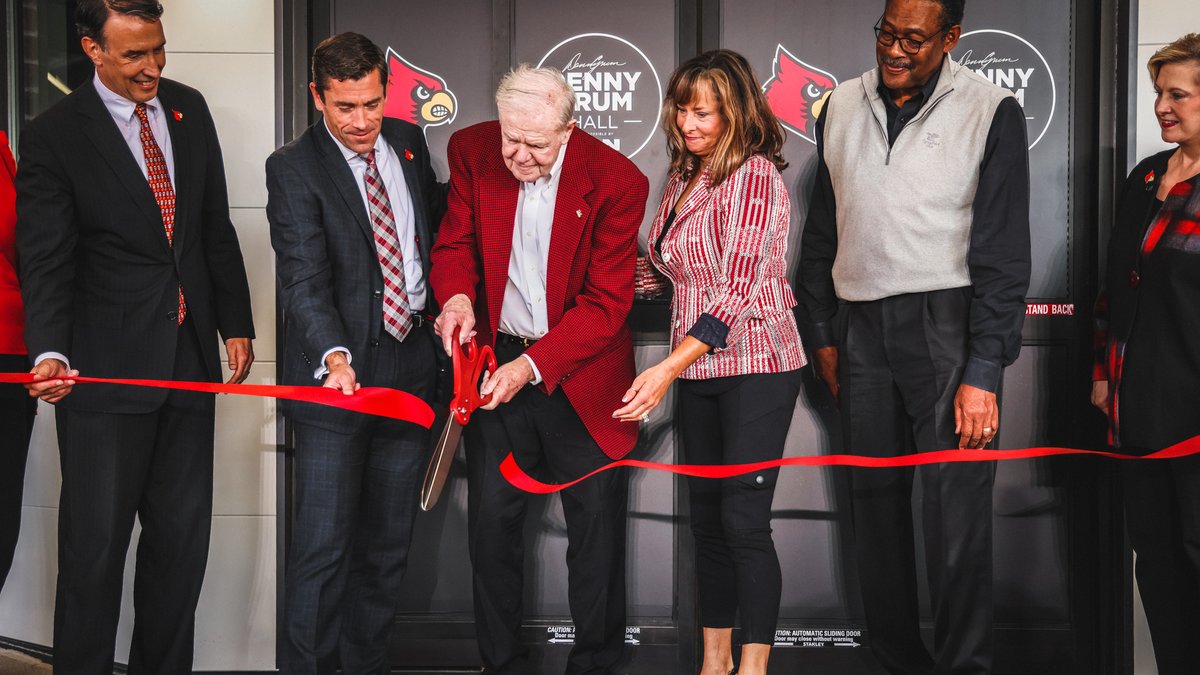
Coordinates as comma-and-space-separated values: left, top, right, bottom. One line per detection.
76, 83, 170, 253
312, 121, 374, 245
670, 168, 712, 225
545, 139, 592, 326
648, 174, 685, 255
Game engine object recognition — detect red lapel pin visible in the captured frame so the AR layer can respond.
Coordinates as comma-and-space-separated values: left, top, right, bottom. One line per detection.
404, 148, 414, 161
172, 109, 184, 122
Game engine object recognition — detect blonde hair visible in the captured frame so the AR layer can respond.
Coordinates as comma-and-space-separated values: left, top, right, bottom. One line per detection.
1148, 33, 1200, 83
495, 64, 575, 129
660, 49, 787, 186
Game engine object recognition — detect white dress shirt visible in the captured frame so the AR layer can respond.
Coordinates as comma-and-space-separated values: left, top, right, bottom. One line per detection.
497, 142, 567, 384
94, 72, 176, 186
315, 122, 426, 378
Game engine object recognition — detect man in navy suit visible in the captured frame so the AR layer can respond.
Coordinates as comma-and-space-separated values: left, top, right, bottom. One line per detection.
266, 32, 446, 674
16, 0, 254, 671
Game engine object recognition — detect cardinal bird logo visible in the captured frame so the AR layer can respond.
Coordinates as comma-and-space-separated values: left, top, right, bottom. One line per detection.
761, 45, 838, 145
384, 48, 457, 135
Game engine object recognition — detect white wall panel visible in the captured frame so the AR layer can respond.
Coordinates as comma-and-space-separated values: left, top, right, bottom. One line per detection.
161, 0, 274, 54
19, 403, 59, 510
163, 53, 275, 209
227, 208, 277, 363
0, 507, 57, 645
1138, 0, 1200, 47
194, 516, 277, 671
213, 361, 278, 517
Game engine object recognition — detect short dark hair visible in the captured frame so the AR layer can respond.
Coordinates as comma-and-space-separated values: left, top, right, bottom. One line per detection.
311, 33, 388, 97
75, 0, 163, 48
933, 0, 965, 27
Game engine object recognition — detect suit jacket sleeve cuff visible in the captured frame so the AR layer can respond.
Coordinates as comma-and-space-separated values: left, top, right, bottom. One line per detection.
962, 356, 1002, 393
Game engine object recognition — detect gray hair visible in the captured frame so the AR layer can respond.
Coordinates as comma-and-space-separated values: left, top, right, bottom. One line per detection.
495, 64, 576, 128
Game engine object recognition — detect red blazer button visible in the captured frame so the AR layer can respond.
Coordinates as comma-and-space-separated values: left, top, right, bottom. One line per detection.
1129, 270, 1140, 288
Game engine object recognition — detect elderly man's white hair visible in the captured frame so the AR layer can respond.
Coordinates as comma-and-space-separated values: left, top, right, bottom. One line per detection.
495, 64, 576, 128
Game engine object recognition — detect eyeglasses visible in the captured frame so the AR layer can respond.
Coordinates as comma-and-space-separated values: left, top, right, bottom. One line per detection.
873, 19, 950, 55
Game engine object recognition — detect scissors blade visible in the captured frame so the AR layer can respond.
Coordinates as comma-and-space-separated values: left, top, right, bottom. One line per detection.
420, 415, 464, 511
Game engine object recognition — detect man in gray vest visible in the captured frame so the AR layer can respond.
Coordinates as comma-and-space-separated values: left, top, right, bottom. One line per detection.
797, 0, 1030, 673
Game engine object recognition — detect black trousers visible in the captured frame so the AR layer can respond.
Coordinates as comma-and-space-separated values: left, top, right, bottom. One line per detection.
463, 337, 629, 675
53, 319, 214, 675
0, 353, 36, 590
841, 288, 995, 675
283, 327, 436, 675
678, 369, 800, 645
1121, 454, 1200, 675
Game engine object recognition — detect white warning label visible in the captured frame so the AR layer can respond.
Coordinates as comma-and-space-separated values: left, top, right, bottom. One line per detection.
773, 628, 863, 648
545, 625, 644, 645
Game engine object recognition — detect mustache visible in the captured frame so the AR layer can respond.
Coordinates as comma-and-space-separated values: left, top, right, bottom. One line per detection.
882, 57, 913, 70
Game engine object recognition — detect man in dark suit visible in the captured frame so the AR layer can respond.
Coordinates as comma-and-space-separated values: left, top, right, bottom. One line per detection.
15, 0, 255, 672
431, 65, 648, 675
266, 32, 446, 674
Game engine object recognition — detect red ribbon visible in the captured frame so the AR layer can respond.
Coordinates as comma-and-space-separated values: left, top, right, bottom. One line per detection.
0, 372, 435, 428
500, 435, 1200, 495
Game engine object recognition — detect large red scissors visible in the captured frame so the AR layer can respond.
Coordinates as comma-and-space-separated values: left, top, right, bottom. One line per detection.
420, 330, 497, 511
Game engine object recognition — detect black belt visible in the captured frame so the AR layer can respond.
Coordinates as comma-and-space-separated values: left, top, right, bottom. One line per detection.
496, 332, 539, 348
379, 311, 427, 340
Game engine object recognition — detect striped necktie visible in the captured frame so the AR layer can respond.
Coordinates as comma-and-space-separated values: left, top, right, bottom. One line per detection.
135, 103, 186, 325
362, 149, 412, 340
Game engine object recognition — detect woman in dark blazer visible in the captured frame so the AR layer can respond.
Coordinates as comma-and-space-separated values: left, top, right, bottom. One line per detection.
0, 130, 36, 590
614, 49, 805, 675
1092, 33, 1200, 675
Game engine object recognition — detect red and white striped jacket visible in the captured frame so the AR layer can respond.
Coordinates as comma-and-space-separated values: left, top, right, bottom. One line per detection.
648, 153, 806, 380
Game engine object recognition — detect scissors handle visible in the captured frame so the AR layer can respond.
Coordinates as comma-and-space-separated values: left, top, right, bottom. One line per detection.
451, 333, 497, 426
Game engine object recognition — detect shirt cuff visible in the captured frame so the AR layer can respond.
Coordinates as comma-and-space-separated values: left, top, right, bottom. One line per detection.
314, 347, 351, 380
1092, 361, 1108, 381
34, 352, 70, 369
686, 313, 730, 350
521, 353, 542, 385
961, 356, 1003, 393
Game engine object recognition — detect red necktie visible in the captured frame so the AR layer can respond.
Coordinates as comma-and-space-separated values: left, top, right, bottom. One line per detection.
362, 149, 413, 340
135, 103, 186, 325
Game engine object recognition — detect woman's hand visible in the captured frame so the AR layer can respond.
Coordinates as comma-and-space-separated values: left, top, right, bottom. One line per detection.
613, 336, 712, 422
613, 361, 680, 422
1091, 380, 1110, 417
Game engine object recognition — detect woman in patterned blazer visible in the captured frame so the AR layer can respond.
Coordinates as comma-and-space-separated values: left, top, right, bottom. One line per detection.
614, 49, 806, 675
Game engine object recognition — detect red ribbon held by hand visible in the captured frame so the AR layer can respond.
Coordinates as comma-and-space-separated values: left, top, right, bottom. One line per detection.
0, 373, 435, 428
500, 435, 1200, 494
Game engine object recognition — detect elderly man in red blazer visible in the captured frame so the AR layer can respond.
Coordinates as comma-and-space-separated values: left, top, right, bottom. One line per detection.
431, 64, 648, 675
